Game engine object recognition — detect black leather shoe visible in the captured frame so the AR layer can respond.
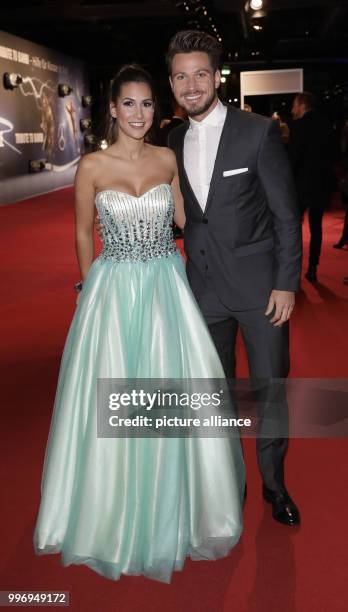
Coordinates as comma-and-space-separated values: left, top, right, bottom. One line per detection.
263, 485, 300, 526
305, 265, 317, 283
333, 239, 348, 249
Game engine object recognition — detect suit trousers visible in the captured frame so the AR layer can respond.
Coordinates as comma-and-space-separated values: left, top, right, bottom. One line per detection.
299, 193, 328, 268
196, 274, 290, 492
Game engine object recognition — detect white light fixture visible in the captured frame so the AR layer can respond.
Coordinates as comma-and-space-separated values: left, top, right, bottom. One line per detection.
221, 76, 226, 83
82, 95, 93, 107
221, 67, 231, 75
4, 72, 23, 89
29, 160, 46, 173
253, 24, 263, 31
58, 83, 73, 97
80, 118, 92, 131
250, 0, 263, 10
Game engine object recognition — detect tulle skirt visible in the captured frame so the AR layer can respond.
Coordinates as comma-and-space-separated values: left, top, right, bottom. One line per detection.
33, 250, 245, 583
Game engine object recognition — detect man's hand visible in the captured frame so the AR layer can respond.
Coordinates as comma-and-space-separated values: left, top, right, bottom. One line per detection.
265, 290, 295, 326
95, 214, 104, 240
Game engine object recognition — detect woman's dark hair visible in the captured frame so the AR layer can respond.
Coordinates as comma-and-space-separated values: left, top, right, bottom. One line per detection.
166, 30, 222, 75
105, 64, 160, 145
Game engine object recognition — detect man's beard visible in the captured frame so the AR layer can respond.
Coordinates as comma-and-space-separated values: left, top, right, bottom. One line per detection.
183, 89, 217, 118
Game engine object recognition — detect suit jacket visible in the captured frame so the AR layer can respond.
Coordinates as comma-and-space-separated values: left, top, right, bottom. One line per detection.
168, 105, 302, 310
288, 110, 333, 204
159, 117, 185, 146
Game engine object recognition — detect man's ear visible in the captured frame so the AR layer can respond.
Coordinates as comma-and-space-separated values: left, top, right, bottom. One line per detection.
169, 76, 174, 92
214, 70, 221, 90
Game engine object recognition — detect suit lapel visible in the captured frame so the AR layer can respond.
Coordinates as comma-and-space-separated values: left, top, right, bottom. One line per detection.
175, 123, 204, 216
205, 106, 239, 214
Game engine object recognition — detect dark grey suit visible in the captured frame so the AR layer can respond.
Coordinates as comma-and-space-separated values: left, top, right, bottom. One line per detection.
168, 105, 302, 492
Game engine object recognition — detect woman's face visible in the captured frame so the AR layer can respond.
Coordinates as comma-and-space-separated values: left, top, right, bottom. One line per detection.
111, 81, 155, 141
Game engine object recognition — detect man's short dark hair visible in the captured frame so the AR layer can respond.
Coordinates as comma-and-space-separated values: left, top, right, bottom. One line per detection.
295, 92, 318, 111
166, 30, 222, 75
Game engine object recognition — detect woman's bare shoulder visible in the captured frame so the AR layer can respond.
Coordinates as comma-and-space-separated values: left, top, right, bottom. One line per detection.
148, 144, 177, 168
77, 150, 106, 169
76, 150, 114, 182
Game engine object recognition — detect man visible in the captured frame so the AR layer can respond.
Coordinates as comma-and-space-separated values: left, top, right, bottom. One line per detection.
159, 99, 187, 146
288, 92, 333, 282
166, 30, 302, 525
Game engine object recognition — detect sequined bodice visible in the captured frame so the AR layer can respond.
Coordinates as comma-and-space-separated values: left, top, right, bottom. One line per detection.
95, 183, 178, 263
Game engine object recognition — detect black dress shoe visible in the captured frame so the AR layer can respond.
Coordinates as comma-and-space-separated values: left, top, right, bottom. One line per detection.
305, 265, 317, 283
263, 485, 300, 526
333, 239, 348, 249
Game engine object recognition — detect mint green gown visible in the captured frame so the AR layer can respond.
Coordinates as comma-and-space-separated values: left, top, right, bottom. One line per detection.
33, 183, 245, 583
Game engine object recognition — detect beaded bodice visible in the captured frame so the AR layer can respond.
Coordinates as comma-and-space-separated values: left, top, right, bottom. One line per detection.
95, 183, 178, 263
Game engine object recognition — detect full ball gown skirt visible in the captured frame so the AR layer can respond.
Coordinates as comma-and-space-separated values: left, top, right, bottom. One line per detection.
33, 183, 245, 583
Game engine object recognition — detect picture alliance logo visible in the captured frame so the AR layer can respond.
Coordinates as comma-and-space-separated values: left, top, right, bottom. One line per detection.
108, 389, 225, 411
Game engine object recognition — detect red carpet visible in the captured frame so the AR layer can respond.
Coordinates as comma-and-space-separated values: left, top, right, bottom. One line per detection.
0, 187, 347, 611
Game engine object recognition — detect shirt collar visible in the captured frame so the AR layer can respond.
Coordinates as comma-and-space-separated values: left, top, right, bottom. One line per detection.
188, 99, 227, 130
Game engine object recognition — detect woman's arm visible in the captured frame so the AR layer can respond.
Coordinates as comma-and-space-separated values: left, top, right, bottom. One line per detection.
74, 155, 96, 281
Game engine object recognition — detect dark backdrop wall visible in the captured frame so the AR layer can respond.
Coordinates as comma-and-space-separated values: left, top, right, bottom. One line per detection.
0, 30, 91, 204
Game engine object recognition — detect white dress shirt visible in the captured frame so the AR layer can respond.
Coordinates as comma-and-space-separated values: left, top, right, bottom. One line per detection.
184, 99, 227, 212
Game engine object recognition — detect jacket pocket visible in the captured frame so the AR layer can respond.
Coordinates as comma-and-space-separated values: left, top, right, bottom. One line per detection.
233, 236, 274, 258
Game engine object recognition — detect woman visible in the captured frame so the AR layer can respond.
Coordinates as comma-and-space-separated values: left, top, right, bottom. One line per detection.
33, 65, 245, 583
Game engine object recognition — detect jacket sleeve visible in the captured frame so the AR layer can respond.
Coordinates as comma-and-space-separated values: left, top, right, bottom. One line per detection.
257, 119, 302, 292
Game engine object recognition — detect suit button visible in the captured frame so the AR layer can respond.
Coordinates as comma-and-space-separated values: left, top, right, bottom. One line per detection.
200, 249, 205, 255
202, 218, 208, 224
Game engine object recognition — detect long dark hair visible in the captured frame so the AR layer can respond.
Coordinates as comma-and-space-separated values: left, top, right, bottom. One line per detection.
105, 64, 160, 145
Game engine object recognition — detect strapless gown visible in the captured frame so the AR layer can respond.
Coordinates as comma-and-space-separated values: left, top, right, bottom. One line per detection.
33, 183, 245, 583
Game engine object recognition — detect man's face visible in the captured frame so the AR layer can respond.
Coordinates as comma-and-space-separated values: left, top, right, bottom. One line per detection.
291, 97, 305, 120
169, 51, 220, 121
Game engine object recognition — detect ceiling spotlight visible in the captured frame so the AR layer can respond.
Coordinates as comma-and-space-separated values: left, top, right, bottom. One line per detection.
221, 76, 226, 83
250, 0, 263, 9
234, 98, 238, 102
58, 83, 73, 97
4, 72, 23, 89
